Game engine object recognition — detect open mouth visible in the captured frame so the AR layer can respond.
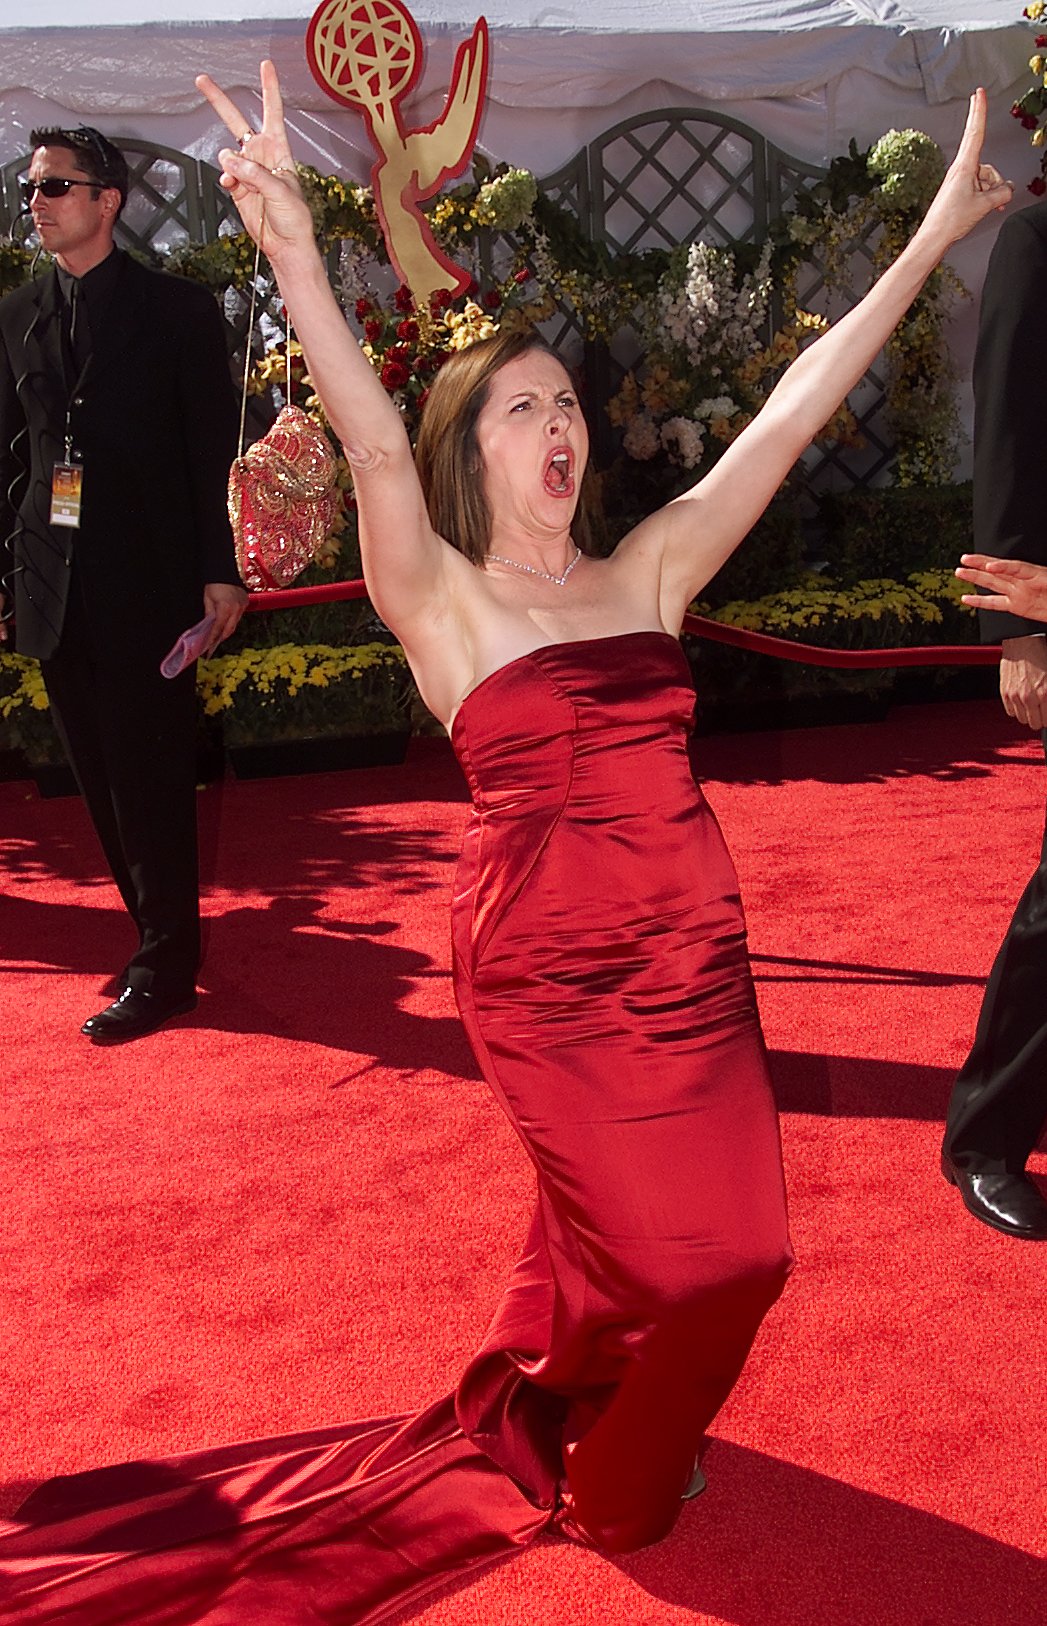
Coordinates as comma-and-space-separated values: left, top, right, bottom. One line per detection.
544, 448, 574, 496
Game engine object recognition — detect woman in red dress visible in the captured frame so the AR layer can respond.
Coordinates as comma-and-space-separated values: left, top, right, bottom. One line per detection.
0, 64, 1010, 1625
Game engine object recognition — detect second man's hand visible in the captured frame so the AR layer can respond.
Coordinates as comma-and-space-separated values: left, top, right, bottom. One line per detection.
203, 582, 249, 654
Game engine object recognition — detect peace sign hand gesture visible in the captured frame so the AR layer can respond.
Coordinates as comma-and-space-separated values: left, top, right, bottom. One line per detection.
196, 59, 315, 261
919, 87, 1012, 248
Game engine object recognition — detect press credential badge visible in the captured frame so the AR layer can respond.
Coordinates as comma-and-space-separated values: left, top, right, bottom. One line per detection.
50, 462, 83, 528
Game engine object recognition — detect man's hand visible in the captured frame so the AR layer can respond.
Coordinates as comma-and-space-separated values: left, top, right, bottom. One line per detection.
203, 582, 249, 653
1000, 635, 1047, 731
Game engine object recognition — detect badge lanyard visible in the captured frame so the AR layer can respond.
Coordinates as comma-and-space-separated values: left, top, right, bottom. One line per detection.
50, 354, 92, 530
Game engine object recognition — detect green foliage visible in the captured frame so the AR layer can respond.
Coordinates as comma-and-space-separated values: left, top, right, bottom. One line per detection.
0, 241, 34, 298
817, 483, 972, 584
0, 652, 63, 765
167, 232, 263, 291
702, 497, 808, 609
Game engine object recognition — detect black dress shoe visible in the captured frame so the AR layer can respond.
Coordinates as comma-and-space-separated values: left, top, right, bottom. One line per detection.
682, 1459, 707, 1501
941, 1154, 1047, 1240
81, 986, 197, 1045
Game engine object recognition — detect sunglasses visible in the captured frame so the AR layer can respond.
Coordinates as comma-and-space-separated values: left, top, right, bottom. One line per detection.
20, 176, 100, 206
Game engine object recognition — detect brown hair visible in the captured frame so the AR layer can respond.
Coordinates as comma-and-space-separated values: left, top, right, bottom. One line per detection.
413, 328, 603, 565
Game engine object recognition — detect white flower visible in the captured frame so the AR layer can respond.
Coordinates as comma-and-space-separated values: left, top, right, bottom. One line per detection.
623, 411, 661, 461
659, 415, 705, 469
694, 395, 736, 421
652, 239, 773, 372
338, 240, 377, 309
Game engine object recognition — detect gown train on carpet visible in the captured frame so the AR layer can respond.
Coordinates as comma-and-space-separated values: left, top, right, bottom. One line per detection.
0, 632, 792, 1623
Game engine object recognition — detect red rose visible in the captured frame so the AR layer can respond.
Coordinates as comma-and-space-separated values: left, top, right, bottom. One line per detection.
394, 285, 415, 313
1038, 33, 1047, 44
1013, 102, 1025, 119
429, 288, 453, 313
355, 298, 373, 320
364, 318, 384, 342
483, 289, 502, 310
513, 268, 530, 284
396, 319, 420, 342
380, 360, 410, 390
1024, 114, 1040, 130
385, 344, 412, 366
1030, 176, 1047, 195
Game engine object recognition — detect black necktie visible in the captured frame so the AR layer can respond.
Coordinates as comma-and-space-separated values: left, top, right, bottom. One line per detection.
66, 278, 92, 376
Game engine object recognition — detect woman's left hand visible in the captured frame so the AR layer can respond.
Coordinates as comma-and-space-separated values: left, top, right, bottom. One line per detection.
919, 88, 1012, 248
956, 553, 1047, 619
196, 60, 313, 261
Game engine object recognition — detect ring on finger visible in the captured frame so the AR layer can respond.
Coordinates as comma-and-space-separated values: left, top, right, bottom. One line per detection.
270, 165, 295, 176
238, 130, 255, 149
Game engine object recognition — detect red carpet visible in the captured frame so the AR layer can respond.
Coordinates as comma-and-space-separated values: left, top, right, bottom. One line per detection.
2, 699, 1046, 1624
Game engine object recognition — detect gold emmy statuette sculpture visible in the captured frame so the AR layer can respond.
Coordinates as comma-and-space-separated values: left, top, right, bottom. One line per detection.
306, 0, 489, 306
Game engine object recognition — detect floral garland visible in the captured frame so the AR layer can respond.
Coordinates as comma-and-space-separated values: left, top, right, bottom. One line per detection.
1012, 2, 1047, 191
604, 128, 958, 489
2, 129, 961, 570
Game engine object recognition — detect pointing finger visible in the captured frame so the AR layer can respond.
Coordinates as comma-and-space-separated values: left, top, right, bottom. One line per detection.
956, 86, 986, 164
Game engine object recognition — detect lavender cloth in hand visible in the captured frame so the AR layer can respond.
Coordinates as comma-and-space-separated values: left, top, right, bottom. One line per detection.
160, 613, 217, 679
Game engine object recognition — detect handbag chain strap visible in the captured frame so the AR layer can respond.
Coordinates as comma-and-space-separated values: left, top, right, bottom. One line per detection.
237, 201, 293, 459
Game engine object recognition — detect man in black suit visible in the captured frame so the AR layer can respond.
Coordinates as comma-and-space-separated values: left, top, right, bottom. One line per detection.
0, 126, 247, 1042
941, 200, 1047, 1239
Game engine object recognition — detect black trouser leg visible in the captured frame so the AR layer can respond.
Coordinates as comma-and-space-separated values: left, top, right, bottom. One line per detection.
40, 595, 200, 1000
944, 735, 1047, 1174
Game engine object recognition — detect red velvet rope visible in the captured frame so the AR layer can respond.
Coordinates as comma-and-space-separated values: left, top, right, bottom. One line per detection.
245, 581, 1000, 668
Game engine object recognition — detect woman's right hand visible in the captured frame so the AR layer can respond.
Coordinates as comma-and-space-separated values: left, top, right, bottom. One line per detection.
196, 59, 315, 259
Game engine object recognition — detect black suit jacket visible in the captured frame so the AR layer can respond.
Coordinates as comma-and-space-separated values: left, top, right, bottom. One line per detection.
972, 201, 1047, 643
0, 252, 241, 663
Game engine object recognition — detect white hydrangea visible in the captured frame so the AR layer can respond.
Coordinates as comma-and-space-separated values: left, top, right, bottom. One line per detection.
622, 411, 661, 461
656, 239, 773, 371
659, 416, 705, 470
693, 396, 737, 421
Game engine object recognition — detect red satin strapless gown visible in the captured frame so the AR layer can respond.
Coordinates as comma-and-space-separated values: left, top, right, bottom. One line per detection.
0, 631, 792, 1624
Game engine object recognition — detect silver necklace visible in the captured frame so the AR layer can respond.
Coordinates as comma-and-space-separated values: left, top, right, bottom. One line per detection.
487, 544, 581, 588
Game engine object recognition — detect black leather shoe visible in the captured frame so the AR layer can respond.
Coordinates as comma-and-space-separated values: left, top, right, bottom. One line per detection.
81, 986, 197, 1045
941, 1154, 1047, 1240
682, 1460, 707, 1501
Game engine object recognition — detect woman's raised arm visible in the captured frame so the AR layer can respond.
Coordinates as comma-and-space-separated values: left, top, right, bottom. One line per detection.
626, 88, 1012, 627
197, 61, 453, 635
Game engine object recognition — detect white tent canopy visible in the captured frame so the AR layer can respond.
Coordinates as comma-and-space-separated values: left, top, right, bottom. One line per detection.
0, 2, 1029, 176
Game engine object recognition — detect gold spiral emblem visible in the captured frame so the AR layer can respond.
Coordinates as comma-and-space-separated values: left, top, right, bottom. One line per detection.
306, 0, 421, 121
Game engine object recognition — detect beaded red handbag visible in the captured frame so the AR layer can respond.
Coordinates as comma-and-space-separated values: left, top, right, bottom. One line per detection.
227, 211, 340, 591
228, 403, 339, 591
